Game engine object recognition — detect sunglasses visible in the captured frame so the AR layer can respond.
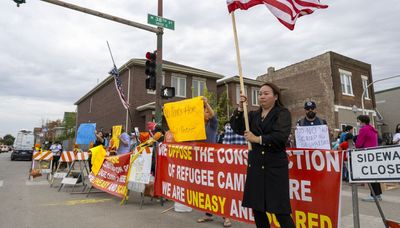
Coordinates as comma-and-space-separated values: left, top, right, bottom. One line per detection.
305, 108, 315, 111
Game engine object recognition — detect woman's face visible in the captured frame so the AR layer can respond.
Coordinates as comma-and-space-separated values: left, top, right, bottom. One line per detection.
258, 85, 277, 109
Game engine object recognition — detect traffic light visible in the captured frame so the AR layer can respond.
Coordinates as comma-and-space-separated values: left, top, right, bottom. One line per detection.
145, 51, 156, 90
13, 0, 26, 7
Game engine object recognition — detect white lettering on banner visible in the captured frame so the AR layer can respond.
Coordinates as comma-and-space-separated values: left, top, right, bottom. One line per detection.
193, 146, 214, 162
349, 146, 400, 182
172, 185, 185, 202
158, 143, 168, 157
217, 148, 248, 165
288, 150, 340, 172
289, 179, 312, 202
162, 181, 171, 196
230, 199, 255, 221
217, 172, 246, 191
295, 125, 331, 150
175, 165, 214, 187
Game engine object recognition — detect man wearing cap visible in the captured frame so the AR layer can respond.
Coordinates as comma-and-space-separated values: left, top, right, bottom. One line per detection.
297, 101, 327, 126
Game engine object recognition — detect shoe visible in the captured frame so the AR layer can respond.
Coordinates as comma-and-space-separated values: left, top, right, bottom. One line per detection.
223, 218, 232, 227
197, 216, 213, 223
362, 195, 380, 202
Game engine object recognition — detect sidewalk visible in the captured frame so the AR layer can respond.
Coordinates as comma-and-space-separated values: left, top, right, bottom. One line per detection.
340, 182, 400, 228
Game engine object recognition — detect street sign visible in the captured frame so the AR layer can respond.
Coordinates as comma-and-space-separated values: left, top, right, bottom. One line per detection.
148, 14, 175, 30
161, 87, 175, 99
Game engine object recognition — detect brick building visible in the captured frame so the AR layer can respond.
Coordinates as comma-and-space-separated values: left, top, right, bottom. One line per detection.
217, 76, 262, 116
257, 51, 376, 138
74, 59, 224, 133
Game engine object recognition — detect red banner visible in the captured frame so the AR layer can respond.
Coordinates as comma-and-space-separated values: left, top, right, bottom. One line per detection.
89, 153, 131, 198
155, 143, 343, 227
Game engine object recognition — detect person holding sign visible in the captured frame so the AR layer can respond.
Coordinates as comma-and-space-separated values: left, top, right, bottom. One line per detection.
197, 97, 232, 227
355, 115, 383, 202
297, 101, 327, 126
230, 82, 294, 228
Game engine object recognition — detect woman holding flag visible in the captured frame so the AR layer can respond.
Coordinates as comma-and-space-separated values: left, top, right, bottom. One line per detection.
230, 82, 294, 228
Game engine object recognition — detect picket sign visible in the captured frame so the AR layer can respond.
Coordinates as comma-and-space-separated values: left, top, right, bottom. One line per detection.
50, 151, 75, 187
30, 150, 53, 181
58, 152, 90, 192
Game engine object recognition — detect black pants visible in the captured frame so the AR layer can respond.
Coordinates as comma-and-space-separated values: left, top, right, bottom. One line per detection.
370, 183, 382, 196
253, 210, 295, 228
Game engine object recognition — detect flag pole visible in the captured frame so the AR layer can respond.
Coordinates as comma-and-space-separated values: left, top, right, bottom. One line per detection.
230, 12, 252, 150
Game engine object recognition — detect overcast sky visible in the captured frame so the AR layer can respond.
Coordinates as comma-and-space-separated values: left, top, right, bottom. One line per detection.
1, 0, 399, 137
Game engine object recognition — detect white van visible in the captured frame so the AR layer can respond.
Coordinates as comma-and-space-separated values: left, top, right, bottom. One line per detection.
11, 130, 34, 161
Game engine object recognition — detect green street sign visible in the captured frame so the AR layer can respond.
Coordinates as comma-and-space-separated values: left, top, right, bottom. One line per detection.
148, 14, 175, 30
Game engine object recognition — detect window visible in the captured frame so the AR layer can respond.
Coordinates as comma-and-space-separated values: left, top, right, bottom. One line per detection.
192, 78, 206, 97
339, 69, 353, 95
251, 87, 260, 106
147, 71, 165, 94
361, 76, 370, 99
89, 97, 93, 113
171, 73, 187, 98
236, 85, 248, 104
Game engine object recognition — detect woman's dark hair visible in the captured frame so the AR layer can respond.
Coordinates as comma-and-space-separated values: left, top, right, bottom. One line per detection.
345, 125, 353, 132
260, 82, 284, 107
396, 124, 400, 133
345, 133, 354, 141
357, 115, 370, 124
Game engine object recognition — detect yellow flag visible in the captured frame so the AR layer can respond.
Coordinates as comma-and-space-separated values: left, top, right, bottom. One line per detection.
90, 145, 107, 176
164, 97, 206, 142
112, 125, 122, 149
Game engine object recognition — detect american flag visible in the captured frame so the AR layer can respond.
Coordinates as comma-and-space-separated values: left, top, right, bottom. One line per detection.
227, 0, 328, 30
109, 65, 130, 110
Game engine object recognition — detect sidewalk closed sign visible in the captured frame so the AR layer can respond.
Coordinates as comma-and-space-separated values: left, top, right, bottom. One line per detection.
348, 145, 400, 183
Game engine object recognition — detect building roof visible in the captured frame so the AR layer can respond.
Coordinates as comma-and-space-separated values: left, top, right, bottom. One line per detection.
217, 75, 263, 86
375, 85, 400, 94
75, 59, 225, 105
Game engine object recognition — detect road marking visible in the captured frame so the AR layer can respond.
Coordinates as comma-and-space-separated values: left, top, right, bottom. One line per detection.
341, 189, 400, 204
0, 180, 3, 187
41, 198, 112, 206
25, 180, 50, 186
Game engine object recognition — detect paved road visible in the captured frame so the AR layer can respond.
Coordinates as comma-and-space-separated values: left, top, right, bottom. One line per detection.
0, 152, 398, 228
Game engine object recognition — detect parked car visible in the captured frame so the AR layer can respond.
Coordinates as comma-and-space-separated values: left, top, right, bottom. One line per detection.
11, 149, 33, 161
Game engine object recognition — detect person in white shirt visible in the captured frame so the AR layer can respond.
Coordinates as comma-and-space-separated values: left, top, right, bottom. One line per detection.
392, 124, 400, 145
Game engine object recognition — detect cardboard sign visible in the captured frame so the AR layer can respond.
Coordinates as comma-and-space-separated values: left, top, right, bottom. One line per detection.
154, 143, 343, 227
111, 125, 122, 149
295, 125, 331, 150
163, 97, 206, 142
90, 145, 107, 176
349, 145, 400, 183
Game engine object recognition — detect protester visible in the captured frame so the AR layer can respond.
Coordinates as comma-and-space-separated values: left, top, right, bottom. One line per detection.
50, 141, 62, 172
217, 129, 225, 144
222, 122, 247, 145
94, 130, 105, 147
340, 125, 354, 143
339, 133, 354, 182
392, 123, 400, 145
197, 97, 232, 227
355, 115, 382, 202
297, 101, 327, 126
230, 82, 294, 228
117, 128, 131, 154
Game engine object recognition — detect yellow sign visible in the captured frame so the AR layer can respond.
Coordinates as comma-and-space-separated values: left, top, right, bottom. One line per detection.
112, 125, 122, 149
90, 145, 106, 175
164, 97, 206, 142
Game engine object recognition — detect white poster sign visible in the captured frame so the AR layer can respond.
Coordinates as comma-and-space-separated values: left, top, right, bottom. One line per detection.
295, 125, 331, 150
128, 147, 153, 184
349, 145, 400, 183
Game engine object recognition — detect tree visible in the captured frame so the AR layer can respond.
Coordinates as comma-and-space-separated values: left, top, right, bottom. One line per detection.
2, 134, 15, 146
203, 88, 233, 131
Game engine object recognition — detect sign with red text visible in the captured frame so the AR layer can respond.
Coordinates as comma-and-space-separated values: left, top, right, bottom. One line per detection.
155, 143, 342, 228
89, 153, 131, 198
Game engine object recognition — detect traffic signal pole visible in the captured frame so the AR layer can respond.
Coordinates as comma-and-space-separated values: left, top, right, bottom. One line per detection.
155, 0, 163, 126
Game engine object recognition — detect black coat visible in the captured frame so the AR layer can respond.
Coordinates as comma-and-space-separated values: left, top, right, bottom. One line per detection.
230, 105, 292, 213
